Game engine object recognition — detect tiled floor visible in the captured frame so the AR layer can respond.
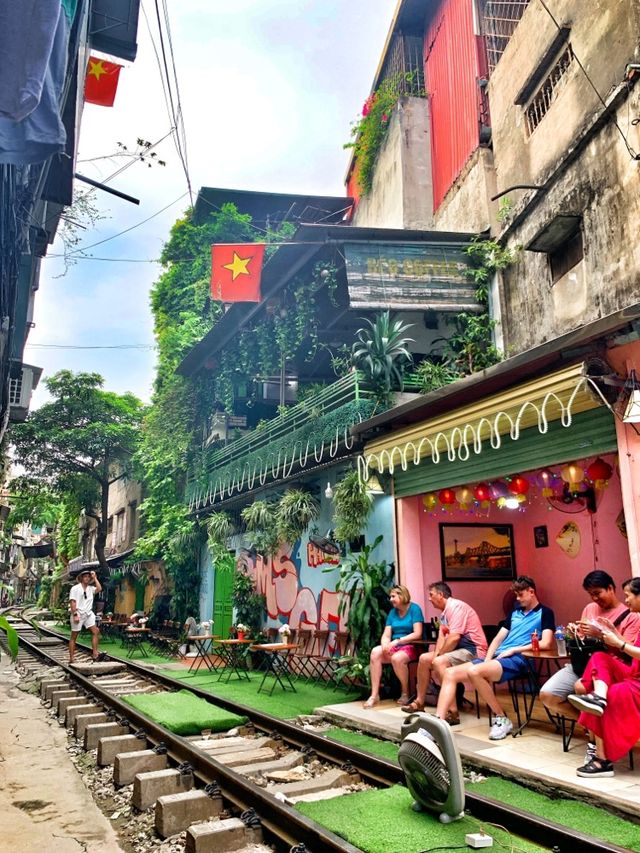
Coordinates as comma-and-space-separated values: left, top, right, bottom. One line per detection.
317, 696, 640, 816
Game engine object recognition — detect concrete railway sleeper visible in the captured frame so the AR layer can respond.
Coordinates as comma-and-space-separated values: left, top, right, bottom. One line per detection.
1, 615, 634, 853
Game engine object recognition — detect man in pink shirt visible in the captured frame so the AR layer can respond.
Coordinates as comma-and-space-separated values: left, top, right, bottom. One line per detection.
401, 581, 487, 724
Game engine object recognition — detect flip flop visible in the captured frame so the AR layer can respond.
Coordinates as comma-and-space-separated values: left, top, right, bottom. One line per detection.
363, 697, 379, 709
396, 694, 411, 706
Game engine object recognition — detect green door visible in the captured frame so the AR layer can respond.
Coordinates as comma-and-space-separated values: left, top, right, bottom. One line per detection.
212, 560, 234, 639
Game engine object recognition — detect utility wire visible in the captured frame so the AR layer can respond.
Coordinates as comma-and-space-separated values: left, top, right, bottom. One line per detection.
537, 0, 639, 160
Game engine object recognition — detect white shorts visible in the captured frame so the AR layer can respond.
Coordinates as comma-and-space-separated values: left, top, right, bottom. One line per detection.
70, 612, 96, 632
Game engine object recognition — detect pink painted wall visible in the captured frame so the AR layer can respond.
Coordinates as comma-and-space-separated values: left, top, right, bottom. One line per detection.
398, 453, 631, 628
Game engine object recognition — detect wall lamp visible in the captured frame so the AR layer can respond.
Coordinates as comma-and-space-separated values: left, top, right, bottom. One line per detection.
623, 369, 640, 423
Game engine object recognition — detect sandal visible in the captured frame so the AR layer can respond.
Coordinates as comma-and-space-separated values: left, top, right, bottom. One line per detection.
396, 694, 411, 706
400, 700, 425, 714
363, 697, 379, 709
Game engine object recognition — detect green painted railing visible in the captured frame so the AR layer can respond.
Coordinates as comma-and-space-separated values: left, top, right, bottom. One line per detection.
186, 372, 377, 509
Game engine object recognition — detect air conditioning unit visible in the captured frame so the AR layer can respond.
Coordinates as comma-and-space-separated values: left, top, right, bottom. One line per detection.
9, 363, 42, 422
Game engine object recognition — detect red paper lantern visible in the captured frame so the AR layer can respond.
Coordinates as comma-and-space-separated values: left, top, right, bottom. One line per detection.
508, 475, 530, 495
473, 482, 491, 502
438, 488, 456, 505
586, 457, 613, 484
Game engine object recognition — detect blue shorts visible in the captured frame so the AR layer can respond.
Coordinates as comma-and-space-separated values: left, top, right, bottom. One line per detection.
472, 654, 529, 684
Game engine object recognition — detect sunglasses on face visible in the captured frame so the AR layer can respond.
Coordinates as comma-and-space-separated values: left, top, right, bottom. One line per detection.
83, 591, 87, 600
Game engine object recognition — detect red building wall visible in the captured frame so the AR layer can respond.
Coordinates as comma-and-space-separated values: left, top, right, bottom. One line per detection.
425, 0, 484, 210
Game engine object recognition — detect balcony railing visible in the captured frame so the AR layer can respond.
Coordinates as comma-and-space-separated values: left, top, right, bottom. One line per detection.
187, 372, 377, 510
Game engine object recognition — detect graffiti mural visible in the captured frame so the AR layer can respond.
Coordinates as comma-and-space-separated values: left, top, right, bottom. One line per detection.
237, 540, 346, 633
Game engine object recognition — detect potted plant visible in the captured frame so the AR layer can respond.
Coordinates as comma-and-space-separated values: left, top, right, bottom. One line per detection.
235, 622, 249, 641
276, 489, 320, 544
328, 535, 394, 691
351, 311, 414, 407
241, 500, 280, 558
332, 469, 373, 544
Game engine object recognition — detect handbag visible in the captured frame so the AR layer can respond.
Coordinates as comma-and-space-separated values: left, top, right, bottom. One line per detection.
567, 609, 630, 677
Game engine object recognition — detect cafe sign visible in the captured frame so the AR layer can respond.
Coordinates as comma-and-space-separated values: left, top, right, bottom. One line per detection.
343, 241, 481, 312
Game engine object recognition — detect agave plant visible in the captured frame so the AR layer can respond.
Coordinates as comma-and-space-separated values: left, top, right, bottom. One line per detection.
352, 311, 414, 404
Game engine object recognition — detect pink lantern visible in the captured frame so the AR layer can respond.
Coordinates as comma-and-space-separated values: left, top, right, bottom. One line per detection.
537, 468, 556, 497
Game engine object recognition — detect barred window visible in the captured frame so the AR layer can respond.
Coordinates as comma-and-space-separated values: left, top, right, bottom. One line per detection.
525, 44, 575, 135
8, 375, 22, 406
480, 1, 531, 76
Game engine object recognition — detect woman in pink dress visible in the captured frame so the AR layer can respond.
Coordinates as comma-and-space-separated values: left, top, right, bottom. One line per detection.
568, 576, 640, 777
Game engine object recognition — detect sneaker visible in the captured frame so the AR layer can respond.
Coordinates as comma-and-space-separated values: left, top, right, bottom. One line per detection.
584, 741, 597, 764
568, 692, 607, 717
489, 715, 513, 740
576, 757, 614, 777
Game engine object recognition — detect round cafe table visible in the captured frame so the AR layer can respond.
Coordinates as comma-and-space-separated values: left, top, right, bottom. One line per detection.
250, 642, 299, 695
216, 638, 254, 682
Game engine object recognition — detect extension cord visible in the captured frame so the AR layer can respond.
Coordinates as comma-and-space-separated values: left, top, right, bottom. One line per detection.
465, 832, 493, 848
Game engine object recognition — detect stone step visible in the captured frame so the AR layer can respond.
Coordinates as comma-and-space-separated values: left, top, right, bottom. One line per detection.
71, 661, 127, 676
191, 736, 275, 755
212, 747, 277, 767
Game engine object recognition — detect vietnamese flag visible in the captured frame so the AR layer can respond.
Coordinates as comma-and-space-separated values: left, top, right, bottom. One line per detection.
84, 56, 122, 107
211, 243, 266, 302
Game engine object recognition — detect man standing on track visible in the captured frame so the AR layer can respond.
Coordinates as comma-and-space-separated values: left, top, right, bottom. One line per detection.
69, 569, 102, 663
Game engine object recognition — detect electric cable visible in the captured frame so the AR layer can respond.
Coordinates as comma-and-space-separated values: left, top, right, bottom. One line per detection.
537, 0, 639, 160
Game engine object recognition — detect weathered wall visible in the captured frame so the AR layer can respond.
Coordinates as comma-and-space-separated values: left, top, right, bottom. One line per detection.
431, 147, 498, 234
352, 97, 434, 229
499, 89, 640, 354
489, 0, 640, 190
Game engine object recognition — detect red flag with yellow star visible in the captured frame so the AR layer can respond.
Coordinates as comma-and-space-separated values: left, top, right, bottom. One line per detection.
84, 56, 122, 106
211, 243, 266, 302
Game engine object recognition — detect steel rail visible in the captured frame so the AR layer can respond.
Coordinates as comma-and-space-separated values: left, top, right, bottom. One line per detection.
19, 622, 635, 853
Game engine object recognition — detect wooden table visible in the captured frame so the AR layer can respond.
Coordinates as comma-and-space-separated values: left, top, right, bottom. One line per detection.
251, 642, 299, 695
216, 638, 254, 682
187, 634, 220, 675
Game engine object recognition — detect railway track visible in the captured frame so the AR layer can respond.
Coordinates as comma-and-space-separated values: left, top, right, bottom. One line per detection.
2, 614, 633, 853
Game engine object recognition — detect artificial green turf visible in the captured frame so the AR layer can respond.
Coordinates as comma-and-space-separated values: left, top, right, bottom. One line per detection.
321, 728, 640, 850
50, 625, 173, 665
325, 726, 400, 763
159, 667, 361, 718
120, 689, 247, 735
296, 784, 547, 853
466, 776, 640, 851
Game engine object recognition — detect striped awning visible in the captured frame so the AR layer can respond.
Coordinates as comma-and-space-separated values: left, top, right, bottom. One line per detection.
363, 363, 605, 474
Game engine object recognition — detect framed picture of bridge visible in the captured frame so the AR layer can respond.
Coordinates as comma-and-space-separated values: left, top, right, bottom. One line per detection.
439, 523, 516, 582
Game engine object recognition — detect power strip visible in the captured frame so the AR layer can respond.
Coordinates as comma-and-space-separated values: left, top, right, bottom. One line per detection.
465, 832, 494, 848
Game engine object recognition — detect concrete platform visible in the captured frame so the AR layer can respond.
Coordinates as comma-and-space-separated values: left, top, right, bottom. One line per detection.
0, 665, 123, 852
70, 661, 128, 676
316, 696, 640, 818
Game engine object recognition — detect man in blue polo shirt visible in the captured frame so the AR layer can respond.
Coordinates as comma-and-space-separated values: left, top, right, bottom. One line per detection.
434, 575, 555, 740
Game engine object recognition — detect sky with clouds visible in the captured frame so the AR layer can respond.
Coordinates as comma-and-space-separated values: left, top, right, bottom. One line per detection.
27, 0, 397, 407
